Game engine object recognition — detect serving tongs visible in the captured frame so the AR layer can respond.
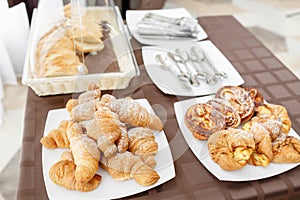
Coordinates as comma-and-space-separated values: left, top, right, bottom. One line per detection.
143, 13, 198, 32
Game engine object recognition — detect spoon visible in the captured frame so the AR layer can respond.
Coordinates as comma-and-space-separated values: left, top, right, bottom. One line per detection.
167, 51, 200, 87
175, 48, 208, 81
155, 54, 192, 91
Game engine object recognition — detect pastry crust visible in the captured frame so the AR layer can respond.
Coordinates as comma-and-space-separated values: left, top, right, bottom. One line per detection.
184, 103, 226, 140
208, 129, 255, 170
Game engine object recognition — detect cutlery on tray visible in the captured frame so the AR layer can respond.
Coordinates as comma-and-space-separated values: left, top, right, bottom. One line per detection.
137, 12, 199, 39
143, 13, 198, 32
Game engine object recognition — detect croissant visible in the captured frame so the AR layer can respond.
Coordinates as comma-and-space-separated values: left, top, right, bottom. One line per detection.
34, 24, 87, 78
128, 127, 158, 168
208, 129, 255, 170
67, 122, 100, 183
78, 89, 102, 104
66, 99, 79, 113
96, 106, 129, 153
40, 120, 71, 148
248, 122, 273, 167
49, 151, 101, 192
66, 16, 104, 54
68, 100, 98, 122
101, 94, 163, 130
100, 151, 160, 186
86, 119, 118, 158
272, 134, 300, 163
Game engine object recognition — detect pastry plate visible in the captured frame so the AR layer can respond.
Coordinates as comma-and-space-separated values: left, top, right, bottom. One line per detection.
42, 99, 175, 200
126, 8, 208, 46
174, 95, 300, 181
142, 40, 244, 97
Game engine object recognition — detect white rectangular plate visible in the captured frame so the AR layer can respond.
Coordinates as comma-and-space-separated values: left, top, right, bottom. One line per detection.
142, 40, 244, 97
126, 8, 208, 45
42, 99, 175, 199
174, 95, 300, 181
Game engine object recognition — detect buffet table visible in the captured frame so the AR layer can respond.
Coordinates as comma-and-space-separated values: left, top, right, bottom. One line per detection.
17, 16, 300, 199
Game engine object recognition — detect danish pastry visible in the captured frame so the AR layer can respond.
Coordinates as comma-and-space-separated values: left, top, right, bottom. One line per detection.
215, 86, 255, 122
247, 122, 273, 166
272, 134, 300, 163
242, 116, 283, 141
206, 98, 241, 128
208, 128, 255, 170
256, 103, 291, 134
245, 87, 264, 111
184, 103, 226, 140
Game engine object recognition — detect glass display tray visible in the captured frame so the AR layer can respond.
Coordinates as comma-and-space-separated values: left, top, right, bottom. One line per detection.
22, 0, 139, 96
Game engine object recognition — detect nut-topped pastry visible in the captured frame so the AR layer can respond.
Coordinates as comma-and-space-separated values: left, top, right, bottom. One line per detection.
184, 103, 226, 140
215, 86, 255, 123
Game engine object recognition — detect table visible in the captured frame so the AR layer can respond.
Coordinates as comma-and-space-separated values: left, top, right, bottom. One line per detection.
16, 16, 300, 199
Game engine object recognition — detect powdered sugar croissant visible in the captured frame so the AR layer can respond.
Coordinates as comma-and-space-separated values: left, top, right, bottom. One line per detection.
67, 122, 100, 183
100, 151, 160, 186
68, 100, 98, 122
101, 94, 163, 130
128, 127, 158, 168
49, 150, 101, 192
86, 106, 129, 158
95, 105, 129, 153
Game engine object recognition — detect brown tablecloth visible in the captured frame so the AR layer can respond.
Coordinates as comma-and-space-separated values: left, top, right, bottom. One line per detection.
17, 16, 300, 199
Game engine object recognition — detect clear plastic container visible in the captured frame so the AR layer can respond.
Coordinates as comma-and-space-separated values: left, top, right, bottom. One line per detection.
23, 0, 139, 96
